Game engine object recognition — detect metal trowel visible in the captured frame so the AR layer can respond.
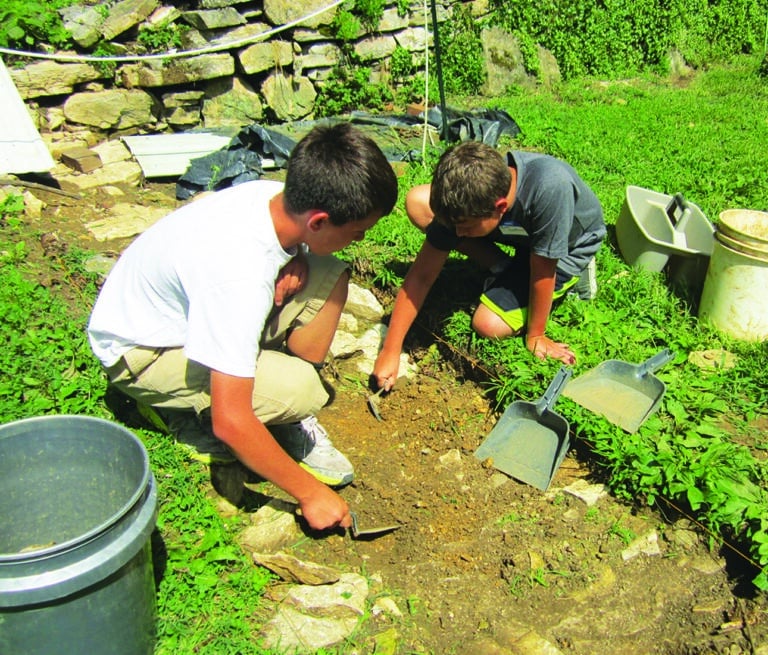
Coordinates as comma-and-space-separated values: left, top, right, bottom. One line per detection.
367, 387, 386, 421
296, 508, 400, 539
349, 511, 401, 539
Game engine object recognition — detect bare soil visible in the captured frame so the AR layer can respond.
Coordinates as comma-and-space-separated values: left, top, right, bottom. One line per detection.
16, 176, 768, 655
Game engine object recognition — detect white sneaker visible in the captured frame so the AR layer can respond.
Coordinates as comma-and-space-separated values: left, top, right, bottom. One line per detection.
270, 416, 354, 487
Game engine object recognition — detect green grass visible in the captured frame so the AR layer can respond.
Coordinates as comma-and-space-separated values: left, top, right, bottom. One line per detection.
150, 442, 276, 654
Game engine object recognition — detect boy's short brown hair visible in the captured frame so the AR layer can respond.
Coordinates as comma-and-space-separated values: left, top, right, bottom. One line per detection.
429, 141, 512, 227
285, 122, 398, 226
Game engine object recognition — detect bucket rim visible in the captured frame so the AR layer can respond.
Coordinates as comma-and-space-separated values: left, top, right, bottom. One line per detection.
718, 209, 768, 246
714, 233, 768, 264
0, 414, 151, 564
716, 229, 768, 258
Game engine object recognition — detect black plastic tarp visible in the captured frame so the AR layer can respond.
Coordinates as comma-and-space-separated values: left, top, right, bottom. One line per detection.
176, 107, 521, 200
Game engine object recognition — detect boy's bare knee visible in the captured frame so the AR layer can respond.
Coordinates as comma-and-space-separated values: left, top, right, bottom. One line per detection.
472, 311, 515, 339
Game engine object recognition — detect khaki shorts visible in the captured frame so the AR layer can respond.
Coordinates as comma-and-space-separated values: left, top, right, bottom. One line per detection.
106, 254, 347, 424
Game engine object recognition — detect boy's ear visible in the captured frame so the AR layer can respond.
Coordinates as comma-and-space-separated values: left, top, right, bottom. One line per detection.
494, 197, 509, 214
306, 211, 330, 232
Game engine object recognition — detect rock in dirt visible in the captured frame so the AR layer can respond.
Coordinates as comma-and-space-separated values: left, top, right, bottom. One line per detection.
85, 202, 169, 241
563, 479, 607, 506
238, 498, 300, 552
259, 572, 368, 651
621, 530, 661, 560
251, 551, 341, 585
688, 348, 738, 369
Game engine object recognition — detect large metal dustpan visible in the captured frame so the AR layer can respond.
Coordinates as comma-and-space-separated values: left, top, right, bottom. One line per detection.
475, 366, 572, 491
562, 348, 674, 433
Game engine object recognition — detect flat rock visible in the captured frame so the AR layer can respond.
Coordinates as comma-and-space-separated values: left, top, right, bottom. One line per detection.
251, 551, 341, 585
85, 202, 167, 241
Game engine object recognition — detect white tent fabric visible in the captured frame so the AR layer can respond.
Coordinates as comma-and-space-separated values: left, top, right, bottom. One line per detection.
0, 57, 54, 175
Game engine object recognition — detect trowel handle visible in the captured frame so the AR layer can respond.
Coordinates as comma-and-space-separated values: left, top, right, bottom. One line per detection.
536, 366, 573, 415
666, 193, 687, 226
637, 348, 675, 377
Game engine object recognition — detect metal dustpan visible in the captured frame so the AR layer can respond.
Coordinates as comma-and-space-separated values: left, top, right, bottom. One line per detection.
475, 366, 572, 491
562, 348, 674, 433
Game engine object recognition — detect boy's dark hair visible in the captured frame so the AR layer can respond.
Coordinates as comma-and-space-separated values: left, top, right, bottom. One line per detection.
430, 141, 512, 226
284, 122, 398, 226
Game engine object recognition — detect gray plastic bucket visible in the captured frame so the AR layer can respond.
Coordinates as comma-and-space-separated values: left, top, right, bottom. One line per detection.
616, 186, 714, 300
0, 415, 158, 655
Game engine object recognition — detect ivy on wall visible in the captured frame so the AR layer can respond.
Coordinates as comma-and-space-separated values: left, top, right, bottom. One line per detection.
488, 0, 768, 79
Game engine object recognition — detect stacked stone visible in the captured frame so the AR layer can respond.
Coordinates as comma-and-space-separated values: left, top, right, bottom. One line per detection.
9, 0, 452, 135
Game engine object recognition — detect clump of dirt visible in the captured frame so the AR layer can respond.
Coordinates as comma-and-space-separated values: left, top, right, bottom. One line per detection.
14, 176, 768, 655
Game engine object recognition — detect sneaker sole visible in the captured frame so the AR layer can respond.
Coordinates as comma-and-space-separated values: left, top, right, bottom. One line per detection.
299, 462, 354, 488
177, 443, 237, 465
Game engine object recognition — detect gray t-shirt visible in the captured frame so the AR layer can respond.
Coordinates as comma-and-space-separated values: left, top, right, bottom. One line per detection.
425, 150, 606, 277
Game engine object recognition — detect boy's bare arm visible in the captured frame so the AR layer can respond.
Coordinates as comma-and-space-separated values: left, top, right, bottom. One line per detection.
209, 370, 352, 530
526, 253, 576, 364
374, 242, 448, 389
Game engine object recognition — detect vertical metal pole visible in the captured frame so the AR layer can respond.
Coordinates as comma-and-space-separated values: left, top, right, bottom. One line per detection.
430, 0, 449, 142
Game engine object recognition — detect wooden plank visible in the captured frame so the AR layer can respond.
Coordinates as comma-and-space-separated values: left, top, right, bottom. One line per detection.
0, 57, 55, 175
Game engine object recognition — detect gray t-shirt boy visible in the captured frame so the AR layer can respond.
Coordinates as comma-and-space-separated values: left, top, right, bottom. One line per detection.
426, 150, 606, 277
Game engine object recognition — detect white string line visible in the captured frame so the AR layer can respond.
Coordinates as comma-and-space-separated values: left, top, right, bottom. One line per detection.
0, 0, 345, 62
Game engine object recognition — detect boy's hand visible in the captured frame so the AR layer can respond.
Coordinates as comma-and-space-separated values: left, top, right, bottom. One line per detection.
373, 348, 400, 391
298, 485, 352, 531
275, 255, 308, 306
526, 334, 576, 365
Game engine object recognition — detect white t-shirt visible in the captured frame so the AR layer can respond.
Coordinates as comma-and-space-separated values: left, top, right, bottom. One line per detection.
88, 180, 295, 378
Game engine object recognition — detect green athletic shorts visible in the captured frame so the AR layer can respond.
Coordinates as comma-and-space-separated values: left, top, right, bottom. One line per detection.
479, 255, 578, 333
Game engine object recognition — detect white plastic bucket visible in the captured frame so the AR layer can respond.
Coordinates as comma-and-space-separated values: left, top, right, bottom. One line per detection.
699, 210, 768, 342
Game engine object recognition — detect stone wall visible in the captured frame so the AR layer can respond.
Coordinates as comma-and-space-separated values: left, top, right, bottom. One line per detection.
7, 1, 458, 138
6, 0, 557, 165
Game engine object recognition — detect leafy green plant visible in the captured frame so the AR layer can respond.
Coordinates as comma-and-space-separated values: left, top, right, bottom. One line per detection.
515, 30, 541, 79
488, 0, 766, 80
330, 10, 361, 42
91, 43, 118, 77
137, 21, 188, 53
314, 63, 394, 117
438, 3, 487, 95
0, 193, 25, 228
0, 203, 104, 420
152, 444, 274, 653
608, 521, 636, 545
354, 0, 386, 31
390, 44, 413, 80
0, 0, 76, 49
